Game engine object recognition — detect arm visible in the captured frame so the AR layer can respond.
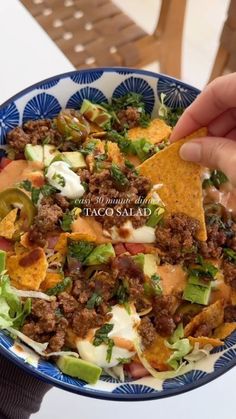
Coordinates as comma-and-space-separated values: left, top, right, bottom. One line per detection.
0, 354, 51, 419
170, 73, 236, 186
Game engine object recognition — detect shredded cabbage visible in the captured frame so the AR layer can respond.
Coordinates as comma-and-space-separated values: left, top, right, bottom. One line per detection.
7, 327, 48, 355
184, 343, 213, 362
11, 288, 56, 302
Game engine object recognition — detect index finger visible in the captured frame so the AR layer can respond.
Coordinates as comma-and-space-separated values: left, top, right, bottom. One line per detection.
170, 72, 236, 141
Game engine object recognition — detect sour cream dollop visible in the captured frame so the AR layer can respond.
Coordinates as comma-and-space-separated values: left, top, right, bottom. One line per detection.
46, 161, 85, 199
76, 305, 140, 368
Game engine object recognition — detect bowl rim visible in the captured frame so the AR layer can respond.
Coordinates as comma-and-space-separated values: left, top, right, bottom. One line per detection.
0, 338, 235, 401
0, 67, 234, 400
0, 67, 200, 110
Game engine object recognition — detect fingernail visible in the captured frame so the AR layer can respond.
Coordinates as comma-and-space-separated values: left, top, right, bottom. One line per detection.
180, 142, 202, 162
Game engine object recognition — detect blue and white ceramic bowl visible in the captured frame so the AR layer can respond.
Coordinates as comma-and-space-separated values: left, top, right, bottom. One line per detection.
0, 68, 235, 401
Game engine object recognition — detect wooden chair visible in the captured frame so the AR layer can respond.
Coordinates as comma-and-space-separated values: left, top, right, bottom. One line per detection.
21, 0, 186, 79
209, 0, 236, 81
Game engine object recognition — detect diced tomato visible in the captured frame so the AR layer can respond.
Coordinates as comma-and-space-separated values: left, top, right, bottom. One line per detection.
124, 243, 145, 255
0, 158, 12, 170
0, 237, 13, 252
125, 362, 150, 379
114, 243, 126, 256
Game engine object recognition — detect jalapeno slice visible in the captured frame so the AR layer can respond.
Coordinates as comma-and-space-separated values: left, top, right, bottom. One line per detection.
0, 188, 36, 228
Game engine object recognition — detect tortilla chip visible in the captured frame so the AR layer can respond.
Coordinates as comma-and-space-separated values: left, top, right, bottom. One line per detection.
40, 272, 63, 292
107, 141, 124, 166
7, 247, 48, 290
184, 300, 224, 337
54, 229, 97, 258
189, 336, 223, 348
72, 217, 107, 243
143, 335, 172, 371
128, 118, 172, 144
0, 208, 18, 239
230, 290, 236, 305
138, 128, 207, 241
213, 323, 236, 340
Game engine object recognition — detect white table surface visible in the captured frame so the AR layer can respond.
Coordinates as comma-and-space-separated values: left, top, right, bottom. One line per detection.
0, 1, 234, 418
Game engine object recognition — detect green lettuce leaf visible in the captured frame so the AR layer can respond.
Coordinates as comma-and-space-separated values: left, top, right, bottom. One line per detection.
166, 338, 192, 370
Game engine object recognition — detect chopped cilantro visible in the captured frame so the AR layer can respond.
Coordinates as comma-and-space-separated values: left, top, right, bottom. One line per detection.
68, 240, 95, 263
86, 292, 103, 309
116, 279, 129, 304
52, 173, 65, 187
116, 357, 130, 364
80, 141, 96, 156
158, 93, 184, 127
46, 277, 72, 296
19, 180, 32, 192
93, 323, 114, 362
31, 188, 41, 205
60, 212, 74, 232
203, 170, 228, 189
111, 163, 129, 188
188, 255, 218, 279
41, 184, 58, 197
106, 339, 114, 363
223, 248, 236, 263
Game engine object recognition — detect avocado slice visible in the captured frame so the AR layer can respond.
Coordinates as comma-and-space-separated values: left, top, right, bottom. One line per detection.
24, 144, 43, 162
183, 282, 211, 305
80, 99, 111, 128
146, 204, 165, 228
56, 355, 102, 384
43, 145, 60, 166
62, 151, 86, 169
0, 250, 6, 273
84, 243, 115, 265
133, 253, 158, 277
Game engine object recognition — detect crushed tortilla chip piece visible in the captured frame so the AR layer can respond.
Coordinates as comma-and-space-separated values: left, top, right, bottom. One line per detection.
184, 300, 224, 337
7, 247, 48, 290
54, 230, 97, 258
213, 323, 236, 340
138, 128, 207, 241
128, 118, 172, 144
40, 272, 63, 292
143, 335, 172, 371
189, 336, 223, 348
107, 141, 124, 165
0, 208, 18, 239
230, 290, 236, 305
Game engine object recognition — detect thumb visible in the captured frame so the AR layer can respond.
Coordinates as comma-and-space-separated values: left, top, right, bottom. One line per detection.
179, 137, 236, 186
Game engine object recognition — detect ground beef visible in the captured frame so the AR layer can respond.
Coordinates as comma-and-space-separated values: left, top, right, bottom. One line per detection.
7, 127, 30, 152
31, 300, 58, 333
199, 222, 227, 259
138, 317, 156, 348
224, 305, 236, 322
6, 119, 62, 152
83, 166, 151, 230
193, 323, 212, 337
54, 194, 70, 211
152, 296, 177, 337
48, 317, 68, 352
71, 308, 109, 338
155, 213, 199, 263
28, 196, 63, 247
115, 107, 141, 131
223, 260, 236, 289
112, 255, 149, 310
58, 292, 78, 314
22, 299, 68, 352
89, 271, 117, 302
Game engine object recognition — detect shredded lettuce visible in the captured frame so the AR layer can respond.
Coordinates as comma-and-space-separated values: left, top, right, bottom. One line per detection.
12, 288, 56, 302
184, 343, 213, 362
166, 339, 192, 370
0, 274, 31, 330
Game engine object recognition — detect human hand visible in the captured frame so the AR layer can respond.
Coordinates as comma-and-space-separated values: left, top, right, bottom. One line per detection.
170, 73, 236, 186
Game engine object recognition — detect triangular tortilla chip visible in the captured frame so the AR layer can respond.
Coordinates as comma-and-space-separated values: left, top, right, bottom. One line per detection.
189, 336, 223, 348
128, 118, 172, 144
184, 300, 224, 337
138, 128, 207, 241
0, 208, 18, 239
213, 322, 236, 340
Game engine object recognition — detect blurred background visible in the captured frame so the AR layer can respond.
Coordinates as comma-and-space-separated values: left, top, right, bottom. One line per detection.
21, 0, 233, 89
